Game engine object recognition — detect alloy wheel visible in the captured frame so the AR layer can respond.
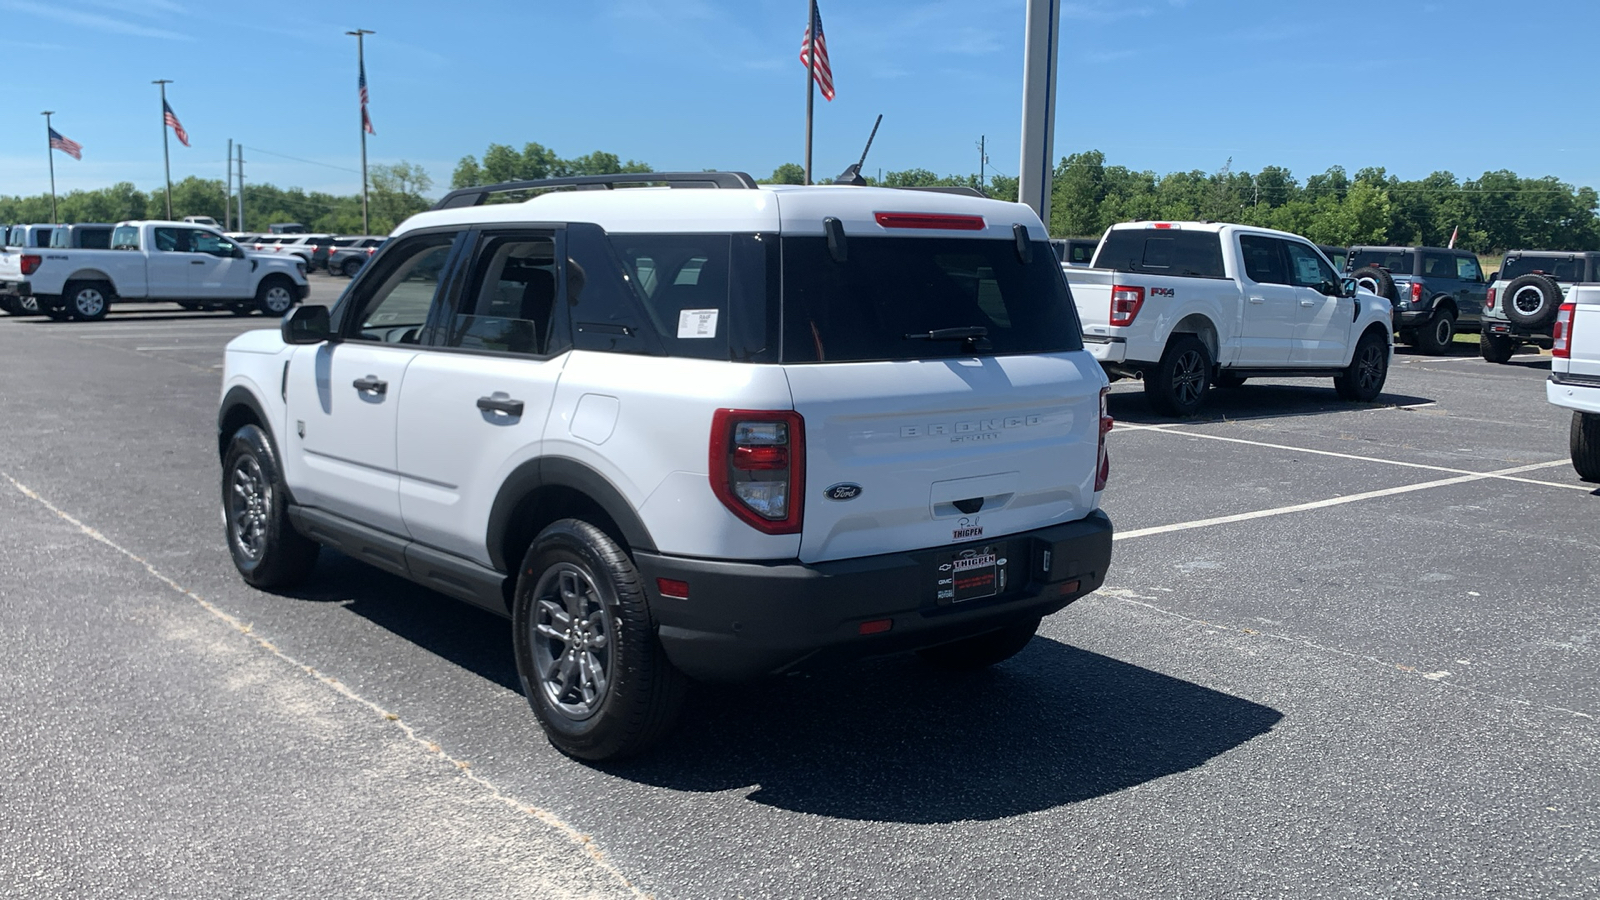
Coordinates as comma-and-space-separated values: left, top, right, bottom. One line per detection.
229, 455, 270, 562
1173, 349, 1206, 406
530, 563, 614, 720
264, 286, 293, 314
73, 288, 105, 318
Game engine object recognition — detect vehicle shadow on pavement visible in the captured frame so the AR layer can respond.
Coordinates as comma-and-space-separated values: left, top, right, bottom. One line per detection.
1108, 384, 1434, 426
607, 638, 1282, 823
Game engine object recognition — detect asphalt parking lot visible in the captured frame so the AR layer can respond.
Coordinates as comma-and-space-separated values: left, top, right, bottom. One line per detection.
1, 274, 1595, 898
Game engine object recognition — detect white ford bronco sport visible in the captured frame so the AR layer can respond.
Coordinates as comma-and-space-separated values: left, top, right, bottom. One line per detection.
217, 172, 1115, 760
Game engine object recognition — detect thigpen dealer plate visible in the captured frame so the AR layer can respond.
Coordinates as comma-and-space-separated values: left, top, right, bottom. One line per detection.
934, 544, 1010, 605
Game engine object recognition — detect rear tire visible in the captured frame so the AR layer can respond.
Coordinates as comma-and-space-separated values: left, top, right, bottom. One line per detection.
1413, 309, 1455, 355
1572, 412, 1600, 483
1479, 333, 1516, 364
512, 519, 686, 761
1334, 330, 1389, 401
1144, 334, 1212, 417
917, 618, 1041, 670
222, 424, 320, 588
62, 280, 110, 322
1503, 274, 1562, 329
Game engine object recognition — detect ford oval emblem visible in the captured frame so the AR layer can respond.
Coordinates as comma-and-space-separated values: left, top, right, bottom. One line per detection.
824, 483, 863, 502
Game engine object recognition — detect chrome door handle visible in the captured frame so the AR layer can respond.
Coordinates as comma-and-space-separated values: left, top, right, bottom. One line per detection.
1300, 300, 1315, 307
1248, 296, 1265, 304
352, 376, 387, 394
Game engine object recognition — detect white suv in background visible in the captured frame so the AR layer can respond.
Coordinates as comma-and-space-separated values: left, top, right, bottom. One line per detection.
216, 172, 1115, 760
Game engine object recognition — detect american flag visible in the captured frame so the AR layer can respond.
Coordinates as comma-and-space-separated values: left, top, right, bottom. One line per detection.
360, 59, 375, 134
49, 127, 82, 161
799, 4, 835, 101
163, 100, 190, 147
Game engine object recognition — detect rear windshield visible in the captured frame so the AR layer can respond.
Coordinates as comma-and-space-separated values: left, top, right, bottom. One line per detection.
1501, 255, 1586, 283
1349, 249, 1415, 275
1092, 229, 1225, 278
111, 225, 140, 250
780, 236, 1083, 363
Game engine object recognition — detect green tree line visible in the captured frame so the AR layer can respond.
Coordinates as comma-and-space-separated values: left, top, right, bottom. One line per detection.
0, 161, 433, 235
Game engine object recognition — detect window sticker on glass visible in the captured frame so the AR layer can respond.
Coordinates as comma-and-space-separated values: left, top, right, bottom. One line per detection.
1295, 256, 1322, 284
677, 308, 719, 339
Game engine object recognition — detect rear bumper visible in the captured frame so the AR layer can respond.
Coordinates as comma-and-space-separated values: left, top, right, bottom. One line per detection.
1548, 372, 1600, 415
1083, 335, 1127, 364
1483, 318, 1553, 342
0, 280, 33, 298
635, 511, 1114, 682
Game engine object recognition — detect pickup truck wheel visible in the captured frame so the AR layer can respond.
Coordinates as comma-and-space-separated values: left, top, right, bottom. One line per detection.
1334, 331, 1389, 401
1479, 333, 1516, 364
1145, 334, 1212, 417
341, 258, 363, 278
255, 278, 296, 317
1351, 266, 1398, 302
63, 281, 110, 322
1413, 309, 1455, 355
916, 617, 1040, 670
1572, 412, 1600, 483
1503, 274, 1562, 329
512, 518, 686, 761
222, 424, 320, 588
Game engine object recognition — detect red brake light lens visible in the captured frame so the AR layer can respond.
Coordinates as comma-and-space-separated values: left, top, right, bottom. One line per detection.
1095, 387, 1113, 492
1553, 303, 1576, 358
1410, 282, 1423, 302
874, 212, 986, 231
709, 410, 804, 534
19, 254, 42, 276
1486, 287, 1496, 310
1109, 285, 1144, 327
1152, 222, 1174, 229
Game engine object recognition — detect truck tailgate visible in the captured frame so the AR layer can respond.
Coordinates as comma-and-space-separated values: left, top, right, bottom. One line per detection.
1063, 266, 1114, 331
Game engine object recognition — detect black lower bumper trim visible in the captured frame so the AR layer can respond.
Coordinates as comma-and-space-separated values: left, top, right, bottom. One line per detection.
635, 511, 1114, 681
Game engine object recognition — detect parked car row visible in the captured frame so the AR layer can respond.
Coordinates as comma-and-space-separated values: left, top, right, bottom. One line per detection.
222, 233, 386, 274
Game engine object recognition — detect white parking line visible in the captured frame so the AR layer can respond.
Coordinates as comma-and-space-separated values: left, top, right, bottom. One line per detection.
132, 346, 228, 352
1114, 460, 1571, 541
1113, 424, 1591, 491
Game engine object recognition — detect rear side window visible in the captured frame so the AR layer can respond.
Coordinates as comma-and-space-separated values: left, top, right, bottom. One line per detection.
780, 236, 1083, 363
1350, 249, 1415, 275
611, 234, 734, 361
1422, 253, 1457, 279
1092, 230, 1225, 278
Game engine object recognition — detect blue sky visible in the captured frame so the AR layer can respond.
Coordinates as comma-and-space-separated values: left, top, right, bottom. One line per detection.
3, 0, 1592, 199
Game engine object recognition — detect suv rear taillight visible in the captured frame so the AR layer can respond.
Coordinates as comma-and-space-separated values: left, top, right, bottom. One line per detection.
19, 254, 41, 275
1109, 285, 1144, 327
1410, 282, 1423, 303
710, 409, 804, 534
1486, 287, 1496, 310
1095, 387, 1113, 492
1553, 302, 1576, 358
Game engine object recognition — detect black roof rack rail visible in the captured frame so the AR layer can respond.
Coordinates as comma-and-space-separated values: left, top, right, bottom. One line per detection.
431, 171, 760, 210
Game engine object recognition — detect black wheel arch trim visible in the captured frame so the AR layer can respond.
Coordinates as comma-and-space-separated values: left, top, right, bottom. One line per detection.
217, 385, 280, 464
486, 456, 658, 573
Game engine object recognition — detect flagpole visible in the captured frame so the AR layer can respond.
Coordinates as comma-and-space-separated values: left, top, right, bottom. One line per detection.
154, 79, 174, 220
226, 138, 233, 230
42, 111, 57, 224
803, 0, 817, 185
347, 28, 374, 235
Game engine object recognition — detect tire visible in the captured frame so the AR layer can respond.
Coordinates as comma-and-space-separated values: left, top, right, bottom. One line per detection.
221, 424, 320, 588
1215, 371, 1247, 389
1503, 274, 1562, 329
1479, 332, 1516, 364
1144, 334, 1212, 417
1572, 412, 1600, 483
62, 280, 110, 322
255, 277, 296, 317
1334, 330, 1389, 401
916, 617, 1040, 670
1413, 308, 1456, 355
1351, 266, 1398, 303
511, 519, 686, 761
341, 257, 363, 278
44, 307, 69, 321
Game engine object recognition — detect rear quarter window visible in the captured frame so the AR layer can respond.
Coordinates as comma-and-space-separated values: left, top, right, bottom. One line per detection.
1092, 230, 1225, 278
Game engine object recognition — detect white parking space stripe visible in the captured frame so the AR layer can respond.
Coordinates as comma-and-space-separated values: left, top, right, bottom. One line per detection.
1113, 423, 1592, 491
1115, 460, 1571, 541
133, 346, 228, 352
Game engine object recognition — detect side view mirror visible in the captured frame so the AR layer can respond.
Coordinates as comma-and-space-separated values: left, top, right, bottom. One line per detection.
1486, 271, 1498, 283
281, 304, 330, 344
1340, 277, 1359, 297
232, 245, 246, 259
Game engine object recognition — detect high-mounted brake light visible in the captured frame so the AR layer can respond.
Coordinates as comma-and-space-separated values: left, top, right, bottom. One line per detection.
874, 212, 986, 231
1486, 287, 1497, 310
19, 254, 42, 276
1095, 386, 1113, 492
1152, 222, 1174, 229
709, 409, 805, 534
1109, 285, 1144, 327
1553, 302, 1576, 358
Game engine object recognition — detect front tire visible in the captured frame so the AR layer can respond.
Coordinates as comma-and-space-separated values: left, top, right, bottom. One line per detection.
917, 618, 1041, 669
62, 280, 110, 321
1572, 412, 1600, 483
512, 519, 686, 761
255, 277, 296, 317
1480, 333, 1516, 364
1144, 334, 1212, 417
1334, 330, 1389, 401
341, 258, 363, 278
222, 424, 320, 588
1413, 309, 1456, 355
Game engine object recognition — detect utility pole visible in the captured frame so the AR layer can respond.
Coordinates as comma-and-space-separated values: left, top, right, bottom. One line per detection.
1017, 0, 1061, 226
347, 28, 375, 234
236, 145, 246, 232
153, 79, 174, 220
803, 0, 817, 185
42, 111, 57, 224
225, 138, 233, 230
978, 135, 987, 192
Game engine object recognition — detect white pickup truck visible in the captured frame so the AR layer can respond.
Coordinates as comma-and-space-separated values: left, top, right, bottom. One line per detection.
1546, 287, 1600, 481
0, 220, 308, 321
1064, 221, 1395, 416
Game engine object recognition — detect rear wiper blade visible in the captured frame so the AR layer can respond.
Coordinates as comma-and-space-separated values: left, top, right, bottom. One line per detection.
904, 326, 989, 342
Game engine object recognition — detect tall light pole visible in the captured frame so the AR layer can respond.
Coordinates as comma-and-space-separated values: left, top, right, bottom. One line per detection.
42, 111, 58, 224
153, 79, 174, 220
347, 28, 374, 234
1017, 0, 1061, 228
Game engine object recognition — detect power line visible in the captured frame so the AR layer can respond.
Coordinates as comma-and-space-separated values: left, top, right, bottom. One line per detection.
244, 145, 363, 175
